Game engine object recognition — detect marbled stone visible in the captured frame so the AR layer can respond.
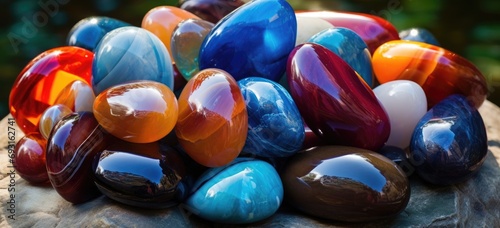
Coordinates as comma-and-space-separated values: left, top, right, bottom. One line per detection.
67, 16, 130, 51
410, 95, 488, 185
282, 146, 410, 222
185, 158, 283, 224
92, 26, 174, 95
199, 0, 296, 81
287, 43, 390, 151
373, 80, 427, 149
308, 27, 374, 87
399, 28, 440, 46
238, 77, 304, 157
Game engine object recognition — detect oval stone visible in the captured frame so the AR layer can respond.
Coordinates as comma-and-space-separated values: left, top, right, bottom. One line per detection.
175, 69, 247, 167
67, 16, 130, 51
93, 81, 178, 144
287, 43, 390, 151
185, 158, 283, 224
281, 146, 410, 222
238, 77, 304, 157
295, 16, 334, 46
410, 95, 488, 185
399, 28, 440, 46
92, 26, 174, 95
39, 104, 73, 139
199, 0, 296, 81
54, 80, 95, 112
93, 141, 192, 209
373, 80, 427, 149
179, 0, 248, 23
308, 27, 374, 87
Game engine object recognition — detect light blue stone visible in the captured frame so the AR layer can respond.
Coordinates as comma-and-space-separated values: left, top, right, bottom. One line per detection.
92, 26, 174, 95
198, 0, 296, 81
185, 159, 283, 224
239, 77, 304, 157
399, 28, 440, 46
67, 16, 130, 51
308, 27, 374, 87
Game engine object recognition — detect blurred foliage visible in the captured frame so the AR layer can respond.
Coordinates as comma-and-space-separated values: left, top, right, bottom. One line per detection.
1, 0, 499, 118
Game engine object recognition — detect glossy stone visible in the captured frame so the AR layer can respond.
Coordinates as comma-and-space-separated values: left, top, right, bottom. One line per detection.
282, 146, 410, 222
399, 28, 440, 46
378, 145, 413, 176
9, 47, 93, 134
67, 16, 130, 51
179, 0, 248, 23
302, 123, 324, 150
287, 43, 390, 151
94, 141, 192, 209
295, 16, 334, 46
46, 112, 115, 204
296, 11, 399, 53
141, 6, 200, 59
308, 27, 374, 87
92, 26, 174, 95
373, 80, 427, 149
373, 40, 488, 108
54, 80, 95, 112
39, 104, 73, 139
186, 158, 283, 224
13, 133, 48, 184
238, 77, 304, 157
171, 19, 214, 81
410, 95, 488, 185
199, 0, 296, 82
93, 81, 178, 143
175, 69, 247, 167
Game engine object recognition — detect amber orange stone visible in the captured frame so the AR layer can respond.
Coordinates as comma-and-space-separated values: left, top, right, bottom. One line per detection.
372, 40, 488, 108
54, 80, 95, 112
141, 6, 200, 60
9, 46, 93, 134
93, 80, 178, 143
175, 68, 248, 167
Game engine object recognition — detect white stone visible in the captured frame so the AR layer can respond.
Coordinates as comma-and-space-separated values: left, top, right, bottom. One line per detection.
374, 80, 427, 149
295, 16, 334, 46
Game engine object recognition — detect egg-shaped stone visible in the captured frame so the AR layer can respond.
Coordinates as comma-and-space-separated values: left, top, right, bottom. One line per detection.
93, 80, 178, 143
175, 69, 247, 167
92, 26, 174, 95
39, 104, 73, 139
238, 77, 304, 157
67, 16, 130, 51
295, 16, 334, 46
308, 27, 374, 87
287, 43, 390, 151
410, 94, 487, 185
54, 80, 95, 112
373, 80, 427, 149
199, 0, 296, 81
281, 146, 410, 222
171, 18, 214, 81
185, 158, 283, 224
93, 140, 192, 209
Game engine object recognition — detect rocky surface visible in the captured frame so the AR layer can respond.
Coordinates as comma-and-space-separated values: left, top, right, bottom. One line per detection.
1, 101, 500, 227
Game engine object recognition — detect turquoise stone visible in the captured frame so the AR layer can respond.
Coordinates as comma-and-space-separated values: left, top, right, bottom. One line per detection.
308, 28, 374, 87
185, 158, 283, 224
410, 95, 487, 185
238, 77, 304, 157
92, 26, 174, 95
198, 0, 296, 81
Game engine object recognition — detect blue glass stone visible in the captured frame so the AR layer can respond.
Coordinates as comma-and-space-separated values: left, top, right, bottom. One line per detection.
67, 16, 130, 51
185, 158, 283, 224
410, 95, 487, 185
308, 27, 374, 87
238, 77, 304, 157
92, 26, 174, 95
399, 28, 440, 46
198, 0, 296, 81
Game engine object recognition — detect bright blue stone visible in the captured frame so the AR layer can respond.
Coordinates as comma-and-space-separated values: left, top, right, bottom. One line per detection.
399, 28, 440, 46
198, 0, 296, 81
308, 27, 374, 87
410, 95, 487, 185
92, 26, 174, 95
67, 16, 130, 51
238, 77, 304, 157
185, 158, 283, 224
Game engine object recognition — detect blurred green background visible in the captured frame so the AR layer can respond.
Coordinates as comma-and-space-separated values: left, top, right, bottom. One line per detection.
1, 0, 499, 118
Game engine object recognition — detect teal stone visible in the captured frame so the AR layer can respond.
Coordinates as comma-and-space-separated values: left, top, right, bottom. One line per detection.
308, 27, 374, 87
198, 0, 296, 81
185, 159, 283, 224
